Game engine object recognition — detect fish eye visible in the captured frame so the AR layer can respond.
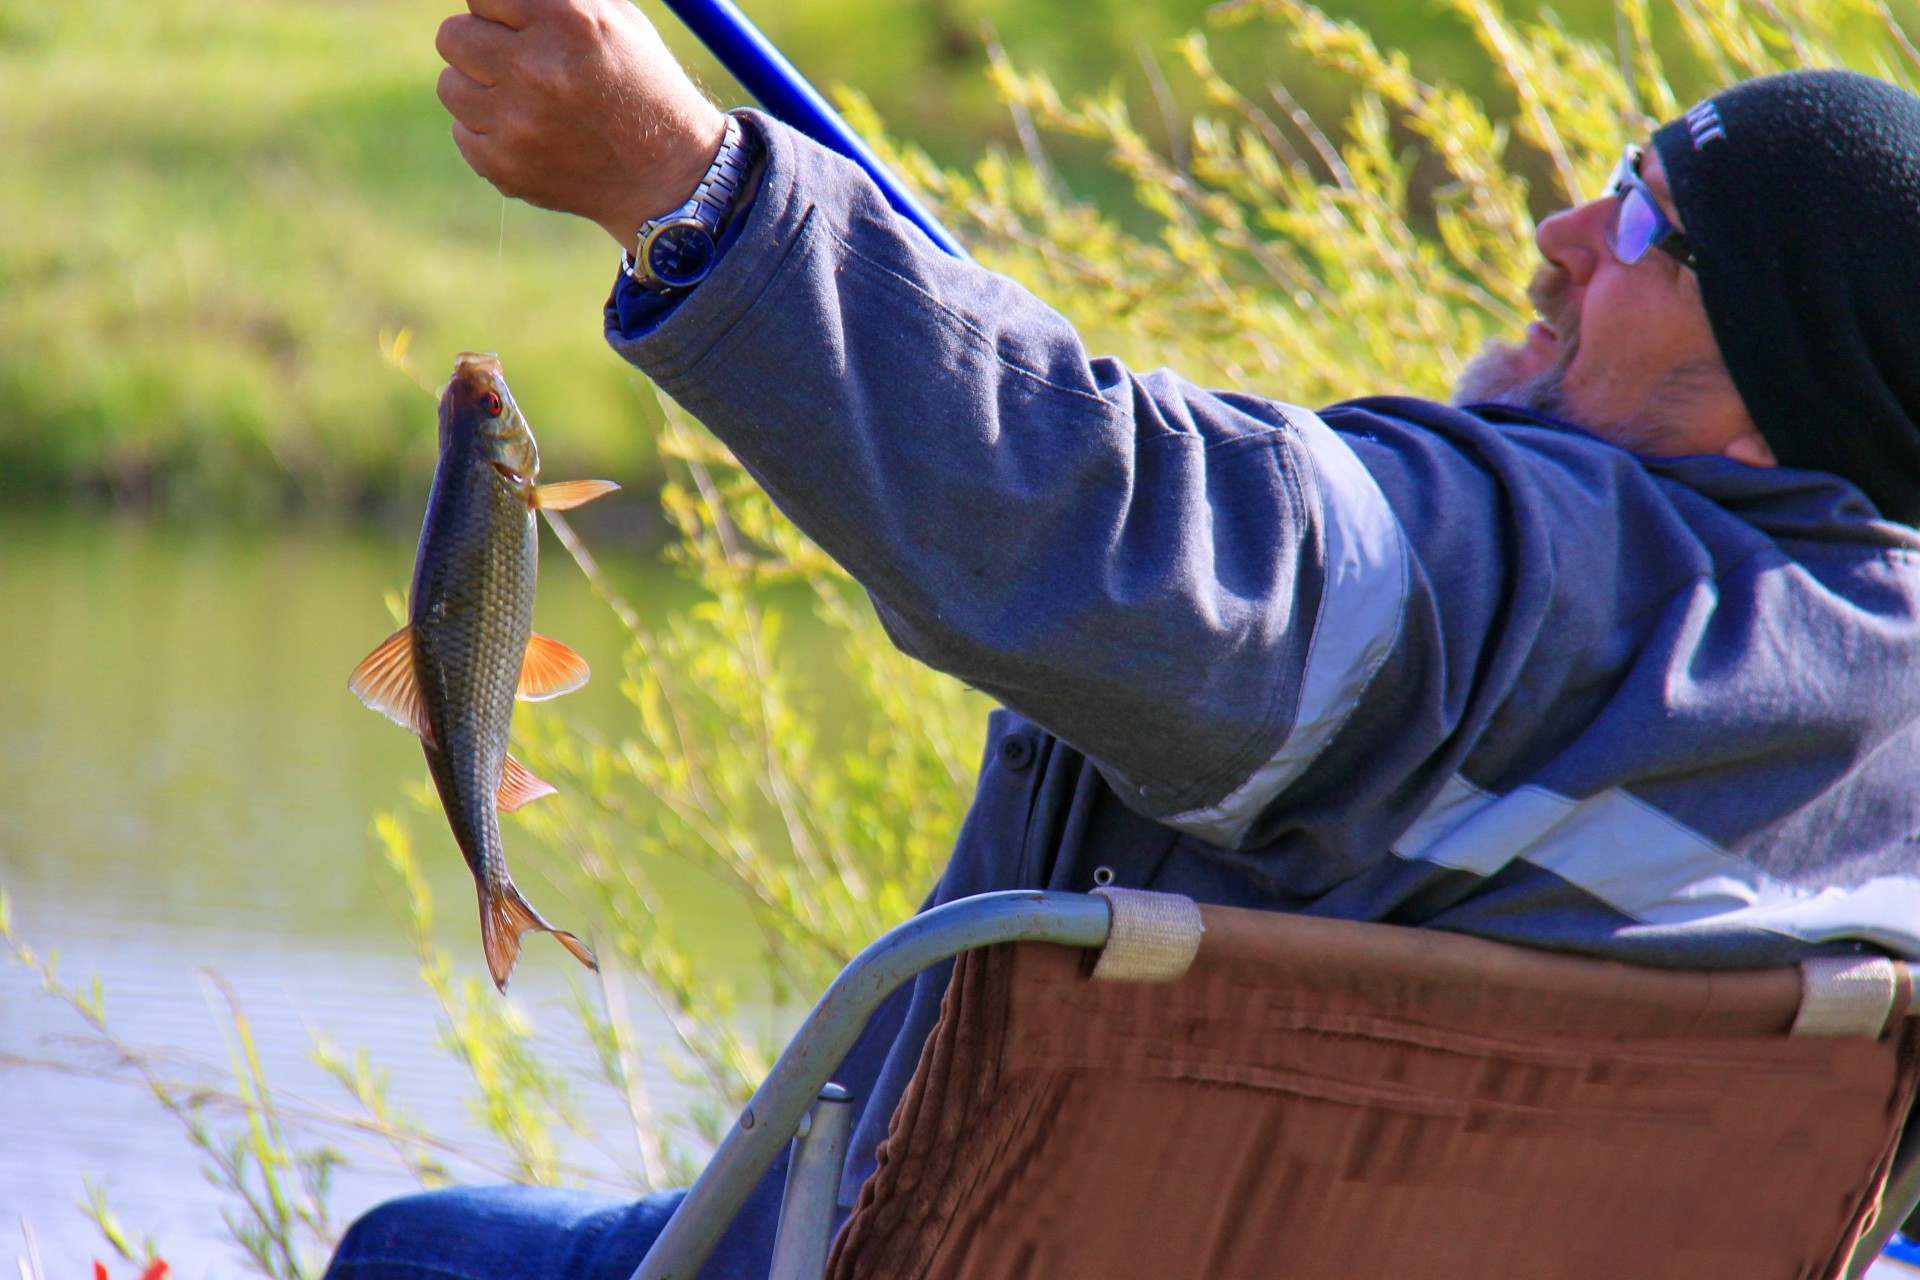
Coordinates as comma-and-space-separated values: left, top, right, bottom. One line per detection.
482, 390, 503, 417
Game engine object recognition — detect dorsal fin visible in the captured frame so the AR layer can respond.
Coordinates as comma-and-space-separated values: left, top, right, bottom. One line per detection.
348, 626, 435, 746
517, 633, 590, 701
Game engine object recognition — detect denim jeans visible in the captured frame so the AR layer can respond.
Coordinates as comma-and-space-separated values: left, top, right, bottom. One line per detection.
322, 1173, 786, 1280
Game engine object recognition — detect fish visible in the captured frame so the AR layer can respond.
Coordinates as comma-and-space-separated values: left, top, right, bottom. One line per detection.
350, 351, 618, 991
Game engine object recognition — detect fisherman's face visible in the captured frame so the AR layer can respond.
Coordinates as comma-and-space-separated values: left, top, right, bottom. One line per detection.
1453, 145, 1772, 465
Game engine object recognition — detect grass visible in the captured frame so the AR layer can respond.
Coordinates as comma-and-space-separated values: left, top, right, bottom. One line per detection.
0, 0, 658, 515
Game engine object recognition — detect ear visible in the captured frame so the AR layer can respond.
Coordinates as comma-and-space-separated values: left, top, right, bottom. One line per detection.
1721, 430, 1777, 468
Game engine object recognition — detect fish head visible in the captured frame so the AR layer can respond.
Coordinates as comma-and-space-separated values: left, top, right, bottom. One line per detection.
440, 351, 541, 493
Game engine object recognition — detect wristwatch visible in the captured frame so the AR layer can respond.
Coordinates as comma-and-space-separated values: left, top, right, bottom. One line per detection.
623, 114, 752, 295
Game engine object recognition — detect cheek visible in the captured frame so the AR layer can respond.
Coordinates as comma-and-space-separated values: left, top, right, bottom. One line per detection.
1570, 273, 1633, 361
1568, 271, 1696, 385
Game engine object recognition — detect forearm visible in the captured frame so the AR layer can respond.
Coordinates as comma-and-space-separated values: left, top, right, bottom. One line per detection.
608, 113, 1407, 833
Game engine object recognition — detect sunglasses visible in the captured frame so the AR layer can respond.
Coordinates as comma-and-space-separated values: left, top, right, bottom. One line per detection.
1601, 144, 1697, 270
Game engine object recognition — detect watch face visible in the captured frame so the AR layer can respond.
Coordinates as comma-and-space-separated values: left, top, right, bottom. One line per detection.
645, 221, 718, 290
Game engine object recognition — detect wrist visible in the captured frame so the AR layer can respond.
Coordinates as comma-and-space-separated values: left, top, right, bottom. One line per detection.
593, 109, 728, 248
621, 112, 754, 295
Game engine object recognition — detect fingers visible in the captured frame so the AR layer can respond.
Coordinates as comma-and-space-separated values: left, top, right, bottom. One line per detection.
465, 0, 530, 30
432, 0, 722, 230
436, 13, 514, 87
450, 119, 518, 197
437, 63, 494, 136
451, 118, 536, 204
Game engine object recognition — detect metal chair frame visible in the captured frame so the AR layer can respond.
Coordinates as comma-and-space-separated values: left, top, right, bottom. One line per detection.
626, 889, 1920, 1280
631, 892, 1110, 1280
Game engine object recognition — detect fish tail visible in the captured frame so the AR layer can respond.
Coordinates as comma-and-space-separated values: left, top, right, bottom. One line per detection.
478, 878, 599, 991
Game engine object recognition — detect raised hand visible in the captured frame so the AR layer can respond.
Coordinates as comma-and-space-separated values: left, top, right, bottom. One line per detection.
434, 0, 728, 248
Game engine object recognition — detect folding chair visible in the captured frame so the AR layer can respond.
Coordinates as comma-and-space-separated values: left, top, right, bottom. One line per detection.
629, 889, 1920, 1280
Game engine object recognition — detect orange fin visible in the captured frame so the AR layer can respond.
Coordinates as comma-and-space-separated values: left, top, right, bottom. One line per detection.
517, 633, 590, 701
497, 753, 558, 812
479, 879, 598, 991
348, 626, 435, 746
532, 479, 620, 511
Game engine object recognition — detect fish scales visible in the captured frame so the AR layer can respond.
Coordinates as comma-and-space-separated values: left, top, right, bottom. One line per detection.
413, 429, 537, 905
349, 352, 617, 990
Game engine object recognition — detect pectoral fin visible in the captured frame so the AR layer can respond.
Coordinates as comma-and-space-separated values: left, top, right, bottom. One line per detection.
532, 479, 620, 511
497, 753, 558, 812
348, 626, 436, 746
517, 633, 590, 701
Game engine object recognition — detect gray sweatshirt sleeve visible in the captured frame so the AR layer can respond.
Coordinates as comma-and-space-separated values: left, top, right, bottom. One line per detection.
607, 113, 1415, 844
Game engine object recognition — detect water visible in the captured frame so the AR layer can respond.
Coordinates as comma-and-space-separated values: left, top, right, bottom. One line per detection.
0, 514, 747, 1277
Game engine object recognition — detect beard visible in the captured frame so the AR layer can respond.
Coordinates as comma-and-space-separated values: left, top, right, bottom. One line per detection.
1451, 265, 1580, 416
1450, 340, 1570, 415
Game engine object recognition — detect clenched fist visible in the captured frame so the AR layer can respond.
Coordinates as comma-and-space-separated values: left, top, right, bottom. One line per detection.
435, 0, 728, 248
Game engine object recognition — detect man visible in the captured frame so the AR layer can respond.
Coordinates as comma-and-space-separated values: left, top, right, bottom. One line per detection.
325, 2, 1920, 1274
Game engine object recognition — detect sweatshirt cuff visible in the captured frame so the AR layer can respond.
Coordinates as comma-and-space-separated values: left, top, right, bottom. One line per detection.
605, 111, 767, 340
606, 110, 825, 378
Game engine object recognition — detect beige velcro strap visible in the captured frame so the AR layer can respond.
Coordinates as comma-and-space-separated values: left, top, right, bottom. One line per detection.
1792, 955, 1909, 1037
1090, 888, 1205, 982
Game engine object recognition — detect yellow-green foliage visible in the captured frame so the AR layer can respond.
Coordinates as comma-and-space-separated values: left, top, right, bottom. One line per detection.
889, 0, 1917, 409
499, 437, 985, 1159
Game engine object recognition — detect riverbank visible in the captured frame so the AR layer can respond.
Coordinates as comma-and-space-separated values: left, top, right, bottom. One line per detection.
0, 0, 1530, 517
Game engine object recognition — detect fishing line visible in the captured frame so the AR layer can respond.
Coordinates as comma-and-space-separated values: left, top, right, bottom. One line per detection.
497, 194, 508, 277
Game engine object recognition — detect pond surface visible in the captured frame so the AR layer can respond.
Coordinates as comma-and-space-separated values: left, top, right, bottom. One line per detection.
0, 514, 775, 1277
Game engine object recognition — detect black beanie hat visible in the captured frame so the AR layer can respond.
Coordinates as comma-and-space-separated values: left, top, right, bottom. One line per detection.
1653, 69, 1920, 525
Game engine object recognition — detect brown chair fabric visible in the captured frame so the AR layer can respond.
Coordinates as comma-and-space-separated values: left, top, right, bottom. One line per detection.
828, 905, 1920, 1280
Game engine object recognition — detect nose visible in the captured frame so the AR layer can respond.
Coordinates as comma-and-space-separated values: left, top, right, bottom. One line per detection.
1535, 196, 1612, 285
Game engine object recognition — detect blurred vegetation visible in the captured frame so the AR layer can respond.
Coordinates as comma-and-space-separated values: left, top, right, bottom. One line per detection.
9, 0, 1920, 1273
0, 0, 639, 519
10, 0, 1911, 519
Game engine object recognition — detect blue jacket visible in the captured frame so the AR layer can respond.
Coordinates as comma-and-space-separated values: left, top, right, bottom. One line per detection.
608, 113, 1920, 1207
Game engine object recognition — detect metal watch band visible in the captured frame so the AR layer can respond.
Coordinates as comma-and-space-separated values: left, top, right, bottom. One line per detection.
622, 113, 753, 290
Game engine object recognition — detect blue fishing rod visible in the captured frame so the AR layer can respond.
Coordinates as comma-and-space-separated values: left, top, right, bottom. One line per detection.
656, 0, 971, 260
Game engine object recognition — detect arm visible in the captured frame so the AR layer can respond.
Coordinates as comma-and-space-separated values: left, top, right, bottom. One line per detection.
608, 114, 1413, 842
438, 0, 1415, 844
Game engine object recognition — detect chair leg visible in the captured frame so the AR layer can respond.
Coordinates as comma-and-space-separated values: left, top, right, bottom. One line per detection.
768, 1084, 855, 1280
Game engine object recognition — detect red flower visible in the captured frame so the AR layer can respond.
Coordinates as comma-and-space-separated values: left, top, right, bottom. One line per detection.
92, 1259, 169, 1280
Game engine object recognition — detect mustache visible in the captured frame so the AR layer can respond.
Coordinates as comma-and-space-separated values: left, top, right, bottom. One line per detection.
1528, 264, 1580, 359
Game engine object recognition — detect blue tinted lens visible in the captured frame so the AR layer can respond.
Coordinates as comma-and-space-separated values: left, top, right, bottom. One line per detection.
1609, 187, 1661, 264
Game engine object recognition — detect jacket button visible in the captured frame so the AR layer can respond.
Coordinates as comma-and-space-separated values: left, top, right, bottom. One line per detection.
998, 733, 1037, 772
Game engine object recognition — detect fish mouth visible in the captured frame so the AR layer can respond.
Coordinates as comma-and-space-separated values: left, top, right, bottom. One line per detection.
454, 351, 503, 377
442, 351, 509, 420
447, 351, 505, 400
